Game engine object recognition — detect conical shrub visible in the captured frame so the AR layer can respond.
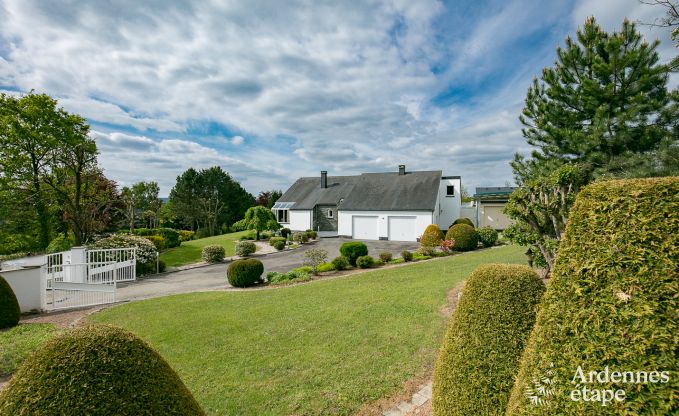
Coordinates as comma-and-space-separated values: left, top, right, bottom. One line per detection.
0, 274, 20, 329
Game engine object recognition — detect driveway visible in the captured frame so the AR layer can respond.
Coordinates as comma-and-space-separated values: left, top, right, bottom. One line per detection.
116, 238, 419, 302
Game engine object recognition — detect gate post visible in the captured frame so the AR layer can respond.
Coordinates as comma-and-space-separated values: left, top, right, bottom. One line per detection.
70, 247, 87, 283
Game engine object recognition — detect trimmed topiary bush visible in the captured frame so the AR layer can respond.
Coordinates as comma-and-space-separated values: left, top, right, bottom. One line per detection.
0, 325, 204, 415
331, 256, 350, 271
201, 245, 225, 263
280, 228, 291, 239
339, 242, 368, 266
272, 240, 286, 251
227, 259, 264, 287
433, 264, 545, 416
506, 177, 679, 415
445, 224, 479, 251
420, 224, 444, 248
356, 255, 375, 269
379, 252, 393, 262
235, 241, 256, 257
144, 235, 167, 251
293, 233, 309, 243
0, 274, 20, 329
451, 217, 475, 228
155, 228, 181, 248
476, 225, 498, 248
401, 250, 413, 262
269, 237, 286, 247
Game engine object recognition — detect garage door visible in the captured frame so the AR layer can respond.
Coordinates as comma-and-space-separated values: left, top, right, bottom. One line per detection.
482, 205, 513, 230
388, 216, 417, 242
352, 216, 379, 240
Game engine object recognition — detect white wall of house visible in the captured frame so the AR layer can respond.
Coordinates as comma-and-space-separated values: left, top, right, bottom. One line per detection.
460, 205, 478, 226
2, 267, 45, 312
436, 177, 461, 230
338, 210, 433, 241
289, 210, 313, 231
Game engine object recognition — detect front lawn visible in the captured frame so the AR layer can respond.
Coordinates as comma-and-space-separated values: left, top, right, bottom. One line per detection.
0, 323, 56, 376
159, 231, 250, 267
91, 245, 525, 415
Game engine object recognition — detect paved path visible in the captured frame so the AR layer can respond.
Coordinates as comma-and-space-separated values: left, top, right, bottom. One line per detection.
117, 238, 419, 302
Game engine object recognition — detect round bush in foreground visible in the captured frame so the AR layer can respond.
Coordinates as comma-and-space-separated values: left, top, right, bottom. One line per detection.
445, 224, 478, 251
331, 256, 350, 270
420, 224, 443, 248
227, 259, 264, 287
432, 264, 544, 416
201, 245, 225, 263
0, 274, 20, 329
0, 325, 204, 415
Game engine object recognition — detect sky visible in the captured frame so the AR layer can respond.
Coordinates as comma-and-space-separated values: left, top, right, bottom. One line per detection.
0, 0, 676, 197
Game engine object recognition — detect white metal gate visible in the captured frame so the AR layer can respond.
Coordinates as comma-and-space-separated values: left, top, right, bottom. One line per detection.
42, 247, 136, 311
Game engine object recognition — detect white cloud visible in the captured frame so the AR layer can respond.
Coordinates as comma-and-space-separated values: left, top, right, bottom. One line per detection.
231, 135, 245, 145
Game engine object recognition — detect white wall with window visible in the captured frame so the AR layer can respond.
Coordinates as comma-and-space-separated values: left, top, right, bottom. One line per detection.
272, 202, 294, 225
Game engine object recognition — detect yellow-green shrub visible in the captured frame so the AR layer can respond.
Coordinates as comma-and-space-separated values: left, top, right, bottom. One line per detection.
0, 325, 204, 415
506, 177, 679, 415
420, 224, 444, 248
432, 264, 544, 416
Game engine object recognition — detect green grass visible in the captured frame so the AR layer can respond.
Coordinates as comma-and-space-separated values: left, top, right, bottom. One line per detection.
159, 231, 250, 267
91, 245, 525, 415
0, 323, 56, 376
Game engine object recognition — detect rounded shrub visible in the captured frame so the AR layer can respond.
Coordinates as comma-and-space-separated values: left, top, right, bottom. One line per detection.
280, 228, 291, 239
89, 234, 158, 275
356, 255, 375, 269
420, 224, 443, 248
0, 274, 20, 329
227, 259, 264, 287
432, 264, 545, 416
235, 241, 256, 257
201, 245, 225, 263
507, 177, 679, 415
379, 252, 393, 263
144, 235, 167, 251
269, 237, 286, 247
307, 230, 318, 239
272, 240, 286, 251
451, 217, 475, 228
155, 228, 181, 248
445, 224, 479, 251
178, 230, 195, 242
339, 242, 368, 266
0, 325, 204, 415
476, 226, 498, 248
331, 256, 350, 271
46, 233, 74, 254
293, 233, 309, 243
401, 250, 413, 262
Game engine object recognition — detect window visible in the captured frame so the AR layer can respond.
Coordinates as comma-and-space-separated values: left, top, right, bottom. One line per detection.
276, 209, 289, 223
446, 185, 455, 196
327, 209, 333, 219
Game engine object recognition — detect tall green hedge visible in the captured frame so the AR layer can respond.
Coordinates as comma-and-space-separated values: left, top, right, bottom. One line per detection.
432, 264, 545, 416
507, 177, 679, 415
0, 274, 20, 329
0, 325, 204, 415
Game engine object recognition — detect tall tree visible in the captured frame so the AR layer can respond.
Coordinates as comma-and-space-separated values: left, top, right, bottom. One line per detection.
507, 18, 678, 273
255, 189, 283, 208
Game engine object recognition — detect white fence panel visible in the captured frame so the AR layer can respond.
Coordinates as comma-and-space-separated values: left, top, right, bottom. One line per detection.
87, 248, 136, 283
47, 280, 116, 311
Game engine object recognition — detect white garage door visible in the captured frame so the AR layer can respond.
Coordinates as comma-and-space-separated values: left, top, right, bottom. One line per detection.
388, 216, 417, 242
352, 216, 379, 240
481, 205, 513, 230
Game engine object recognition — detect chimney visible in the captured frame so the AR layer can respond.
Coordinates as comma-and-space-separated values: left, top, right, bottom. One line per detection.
398, 165, 406, 175
321, 171, 328, 188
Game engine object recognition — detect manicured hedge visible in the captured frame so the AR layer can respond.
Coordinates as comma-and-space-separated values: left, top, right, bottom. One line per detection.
227, 259, 264, 287
476, 225, 498, 248
201, 245, 225, 263
0, 325, 204, 415
155, 228, 181, 248
432, 264, 544, 416
452, 217, 475, 228
445, 224, 478, 251
0, 274, 20, 329
144, 235, 167, 251
420, 224, 444, 248
506, 177, 679, 415
235, 241, 256, 257
339, 242, 368, 266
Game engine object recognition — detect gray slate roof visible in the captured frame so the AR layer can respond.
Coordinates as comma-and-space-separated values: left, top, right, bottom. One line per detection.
278, 170, 442, 211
